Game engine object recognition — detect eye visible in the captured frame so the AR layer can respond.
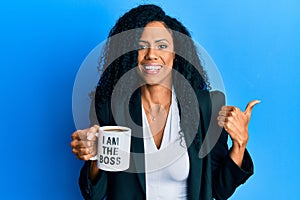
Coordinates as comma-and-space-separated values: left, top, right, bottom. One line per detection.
138, 44, 148, 50
157, 44, 168, 49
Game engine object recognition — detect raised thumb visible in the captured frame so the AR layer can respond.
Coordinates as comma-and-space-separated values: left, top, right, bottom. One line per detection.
244, 100, 260, 117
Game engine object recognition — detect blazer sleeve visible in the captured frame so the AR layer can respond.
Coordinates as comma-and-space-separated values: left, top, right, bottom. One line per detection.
79, 161, 107, 200
211, 130, 254, 200
209, 91, 254, 200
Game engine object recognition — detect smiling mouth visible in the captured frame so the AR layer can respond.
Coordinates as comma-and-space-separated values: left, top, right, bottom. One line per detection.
142, 65, 162, 74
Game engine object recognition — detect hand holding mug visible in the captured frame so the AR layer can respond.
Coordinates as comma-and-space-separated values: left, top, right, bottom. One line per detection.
70, 125, 99, 160
71, 125, 131, 172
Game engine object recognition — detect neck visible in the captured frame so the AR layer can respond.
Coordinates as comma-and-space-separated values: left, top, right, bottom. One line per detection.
141, 84, 172, 108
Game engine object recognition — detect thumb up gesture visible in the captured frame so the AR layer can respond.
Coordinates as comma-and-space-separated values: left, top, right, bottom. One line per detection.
217, 100, 260, 166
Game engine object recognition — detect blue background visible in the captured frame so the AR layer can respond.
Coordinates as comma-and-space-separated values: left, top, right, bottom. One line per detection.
0, 0, 299, 199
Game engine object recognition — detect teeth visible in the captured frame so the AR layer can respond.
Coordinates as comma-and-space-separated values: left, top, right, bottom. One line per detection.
144, 65, 162, 70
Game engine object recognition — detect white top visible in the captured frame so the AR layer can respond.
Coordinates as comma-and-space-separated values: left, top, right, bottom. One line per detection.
142, 90, 190, 200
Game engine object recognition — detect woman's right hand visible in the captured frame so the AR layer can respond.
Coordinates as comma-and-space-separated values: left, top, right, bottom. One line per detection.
70, 125, 99, 160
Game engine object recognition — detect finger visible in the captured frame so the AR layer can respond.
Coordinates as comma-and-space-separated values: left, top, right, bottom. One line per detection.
218, 110, 227, 117
219, 108, 242, 119
87, 125, 100, 140
78, 147, 94, 155
77, 129, 89, 140
73, 149, 92, 160
218, 110, 239, 118
244, 100, 260, 117
72, 146, 95, 159
71, 140, 96, 149
221, 106, 235, 112
71, 130, 82, 140
219, 109, 234, 118
218, 120, 225, 127
221, 106, 241, 114
217, 116, 235, 126
217, 115, 226, 122
218, 117, 233, 127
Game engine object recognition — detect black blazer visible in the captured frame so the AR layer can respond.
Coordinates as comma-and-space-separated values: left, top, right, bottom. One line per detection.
79, 89, 254, 200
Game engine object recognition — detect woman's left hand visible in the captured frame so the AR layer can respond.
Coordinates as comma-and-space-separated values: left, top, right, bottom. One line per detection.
217, 100, 260, 166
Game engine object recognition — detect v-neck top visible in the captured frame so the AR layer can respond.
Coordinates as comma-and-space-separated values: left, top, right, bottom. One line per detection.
142, 89, 190, 200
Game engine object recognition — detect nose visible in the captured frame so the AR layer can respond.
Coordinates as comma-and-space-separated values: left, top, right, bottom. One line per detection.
144, 47, 158, 60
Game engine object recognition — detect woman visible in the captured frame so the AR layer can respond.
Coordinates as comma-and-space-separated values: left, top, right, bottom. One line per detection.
71, 4, 259, 200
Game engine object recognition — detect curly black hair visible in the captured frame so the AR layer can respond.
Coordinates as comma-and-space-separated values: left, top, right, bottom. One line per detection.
96, 4, 210, 99
95, 4, 211, 141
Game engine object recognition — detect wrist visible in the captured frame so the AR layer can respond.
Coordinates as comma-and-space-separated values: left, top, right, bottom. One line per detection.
89, 161, 100, 182
229, 144, 246, 167
232, 141, 247, 152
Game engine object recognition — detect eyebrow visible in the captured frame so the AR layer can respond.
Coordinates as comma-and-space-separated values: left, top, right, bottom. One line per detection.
138, 39, 170, 44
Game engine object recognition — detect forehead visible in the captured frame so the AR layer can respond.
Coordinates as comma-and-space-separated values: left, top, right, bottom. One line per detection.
140, 21, 173, 41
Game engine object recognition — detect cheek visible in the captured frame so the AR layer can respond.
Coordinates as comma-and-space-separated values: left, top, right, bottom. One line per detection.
137, 55, 142, 65
137, 51, 145, 64
166, 53, 175, 67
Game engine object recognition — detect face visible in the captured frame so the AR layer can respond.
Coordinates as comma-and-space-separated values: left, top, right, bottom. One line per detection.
137, 21, 175, 85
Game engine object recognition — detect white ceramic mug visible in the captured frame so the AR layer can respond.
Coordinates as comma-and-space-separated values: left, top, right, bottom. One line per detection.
90, 126, 131, 171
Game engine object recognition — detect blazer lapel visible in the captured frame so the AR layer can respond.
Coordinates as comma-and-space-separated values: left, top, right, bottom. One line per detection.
187, 142, 202, 200
128, 89, 146, 193
179, 89, 212, 200
177, 94, 203, 200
